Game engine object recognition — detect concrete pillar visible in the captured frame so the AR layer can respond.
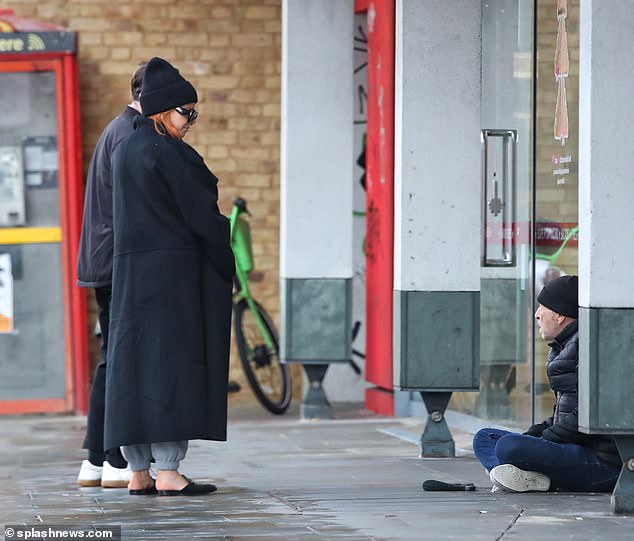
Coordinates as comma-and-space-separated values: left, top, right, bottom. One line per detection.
393, 0, 481, 455
578, 0, 634, 514
280, 0, 354, 418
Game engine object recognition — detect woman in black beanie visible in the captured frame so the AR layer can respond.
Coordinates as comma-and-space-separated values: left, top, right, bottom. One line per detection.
104, 57, 235, 496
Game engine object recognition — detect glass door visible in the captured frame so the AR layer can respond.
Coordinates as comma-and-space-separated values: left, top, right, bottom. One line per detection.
451, 0, 534, 428
450, 0, 580, 428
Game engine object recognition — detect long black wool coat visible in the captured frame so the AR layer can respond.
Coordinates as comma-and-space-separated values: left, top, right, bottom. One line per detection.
104, 116, 235, 449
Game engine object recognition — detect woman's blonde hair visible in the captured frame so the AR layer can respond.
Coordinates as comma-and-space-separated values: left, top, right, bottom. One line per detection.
149, 111, 181, 139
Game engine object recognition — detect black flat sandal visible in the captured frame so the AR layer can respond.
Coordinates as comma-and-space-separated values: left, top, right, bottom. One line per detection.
129, 485, 158, 495
158, 482, 217, 496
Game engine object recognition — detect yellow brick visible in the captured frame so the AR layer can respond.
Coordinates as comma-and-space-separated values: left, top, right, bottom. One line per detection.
100, 60, 142, 75
144, 33, 167, 46
113, 19, 137, 32
231, 33, 273, 48
68, 18, 112, 31
131, 47, 177, 61
83, 46, 111, 61
264, 76, 280, 89
37, 5, 72, 19
229, 89, 274, 104
212, 159, 238, 172
229, 118, 276, 132
234, 62, 274, 75
197, 76, 240, 90
167, 6, 210, 19
211, 6, 233, 18
241, 76, 267, 88
208, 35, 231, 48
205, 19, 240, 33
202, 102, 238, 116
167, 33, 208, 47
240, 174, 272, 188
104, 32, 144, 46
229, 188, 261, 201
198, 131, 237, 145
78, 33, 103, 46
79, 5, 108, 17
205, 146, 229, 159
262, 103, 280, 117
259, 132, 280, 146
240, 48, 278, 61
211, 63, 233, 75
264, 20, 281, 33
231, 148, 269, 160
245, 105, 262, 117
244, 6, 278, 19
239, 160, 277, 174
111, 47, 131, 60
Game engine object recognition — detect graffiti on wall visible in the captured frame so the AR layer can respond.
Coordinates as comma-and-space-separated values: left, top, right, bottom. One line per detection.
352, 15, 368, 362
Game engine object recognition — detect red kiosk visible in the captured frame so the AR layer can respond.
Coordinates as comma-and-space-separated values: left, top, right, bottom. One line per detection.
0, 10, 87, 414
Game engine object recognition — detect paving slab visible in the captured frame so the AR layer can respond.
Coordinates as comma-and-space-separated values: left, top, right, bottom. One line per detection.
1, 403, 633, 540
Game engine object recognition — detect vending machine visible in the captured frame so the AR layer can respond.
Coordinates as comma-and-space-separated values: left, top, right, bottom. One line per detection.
0, 10, 88, 414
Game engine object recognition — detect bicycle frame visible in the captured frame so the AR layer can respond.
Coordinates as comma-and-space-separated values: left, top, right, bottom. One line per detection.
229, 200, 277, 351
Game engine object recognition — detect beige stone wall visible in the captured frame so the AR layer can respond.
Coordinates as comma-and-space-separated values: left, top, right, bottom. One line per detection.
4, 0, 290, 400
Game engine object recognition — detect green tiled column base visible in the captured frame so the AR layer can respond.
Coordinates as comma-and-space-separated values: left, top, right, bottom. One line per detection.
579, 307, 634, 433
280, 278, 352, 363
393, 290, 480, 391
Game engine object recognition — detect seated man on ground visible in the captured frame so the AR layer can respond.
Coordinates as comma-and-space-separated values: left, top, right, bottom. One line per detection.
473, 275, 622, 493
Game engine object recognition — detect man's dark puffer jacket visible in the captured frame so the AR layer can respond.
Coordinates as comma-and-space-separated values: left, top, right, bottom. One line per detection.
526, 321, 621, 467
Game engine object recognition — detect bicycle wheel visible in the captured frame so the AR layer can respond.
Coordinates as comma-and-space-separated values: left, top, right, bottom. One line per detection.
233, 299, 291, 414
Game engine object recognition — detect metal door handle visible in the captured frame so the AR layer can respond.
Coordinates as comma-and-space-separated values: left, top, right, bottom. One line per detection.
481, 129, 517, 267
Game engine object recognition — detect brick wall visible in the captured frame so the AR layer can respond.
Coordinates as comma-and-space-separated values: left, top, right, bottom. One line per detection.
4, 0, 289, 401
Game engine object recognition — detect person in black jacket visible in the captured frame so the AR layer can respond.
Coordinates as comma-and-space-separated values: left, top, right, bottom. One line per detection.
104, 57, 235, 496
76, 62, 147, 489
473, 275, 622, 492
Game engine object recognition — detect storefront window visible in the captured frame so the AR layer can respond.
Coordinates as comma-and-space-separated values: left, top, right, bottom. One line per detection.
533, 0, 579, 421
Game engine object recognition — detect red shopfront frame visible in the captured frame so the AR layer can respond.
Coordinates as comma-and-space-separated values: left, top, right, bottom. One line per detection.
0, 55, 88, 414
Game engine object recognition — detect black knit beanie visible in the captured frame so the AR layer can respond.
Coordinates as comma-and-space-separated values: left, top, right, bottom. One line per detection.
140, 57, 197, 116
537, 275, 578, 319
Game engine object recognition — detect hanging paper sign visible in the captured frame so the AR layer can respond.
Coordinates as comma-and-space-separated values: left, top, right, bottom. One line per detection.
0, 253, 14, 333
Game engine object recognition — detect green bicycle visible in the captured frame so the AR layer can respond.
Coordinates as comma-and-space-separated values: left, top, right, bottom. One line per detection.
229, 197, 291, 414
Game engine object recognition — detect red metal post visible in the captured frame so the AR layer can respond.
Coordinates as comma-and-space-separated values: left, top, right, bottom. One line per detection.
62, 54, 89, 414
364, 0, 395, 415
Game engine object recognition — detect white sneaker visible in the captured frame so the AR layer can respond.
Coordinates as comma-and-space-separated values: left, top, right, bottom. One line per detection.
489, 469, 503, 493
77, 460, 102, 487
101, 461, 131, 488
489, 464, 551, 493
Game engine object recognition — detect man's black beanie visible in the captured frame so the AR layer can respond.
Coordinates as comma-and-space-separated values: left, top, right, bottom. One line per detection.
140, 57, 197, 117
537, 275, 578, 319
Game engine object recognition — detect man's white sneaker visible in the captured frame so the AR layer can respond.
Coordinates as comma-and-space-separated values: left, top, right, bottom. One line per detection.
101, 461, 131, 488
489, 469, 503, 492
77, 460, 102, 487
489, 464, 551, 493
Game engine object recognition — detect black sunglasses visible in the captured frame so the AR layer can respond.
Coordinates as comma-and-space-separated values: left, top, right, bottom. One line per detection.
175, 106, 198, 124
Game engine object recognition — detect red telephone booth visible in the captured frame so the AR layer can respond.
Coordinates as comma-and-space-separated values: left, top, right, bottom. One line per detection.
0, 10, 88, 414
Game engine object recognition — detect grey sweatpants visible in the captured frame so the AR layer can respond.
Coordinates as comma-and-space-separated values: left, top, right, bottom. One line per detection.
121, 441, 188, 471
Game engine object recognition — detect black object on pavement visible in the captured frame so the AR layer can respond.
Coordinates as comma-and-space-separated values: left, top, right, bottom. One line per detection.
422, 480, 476, 492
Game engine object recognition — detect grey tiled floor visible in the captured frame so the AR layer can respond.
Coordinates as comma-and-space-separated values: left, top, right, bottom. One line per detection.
1, 402, 633, 540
